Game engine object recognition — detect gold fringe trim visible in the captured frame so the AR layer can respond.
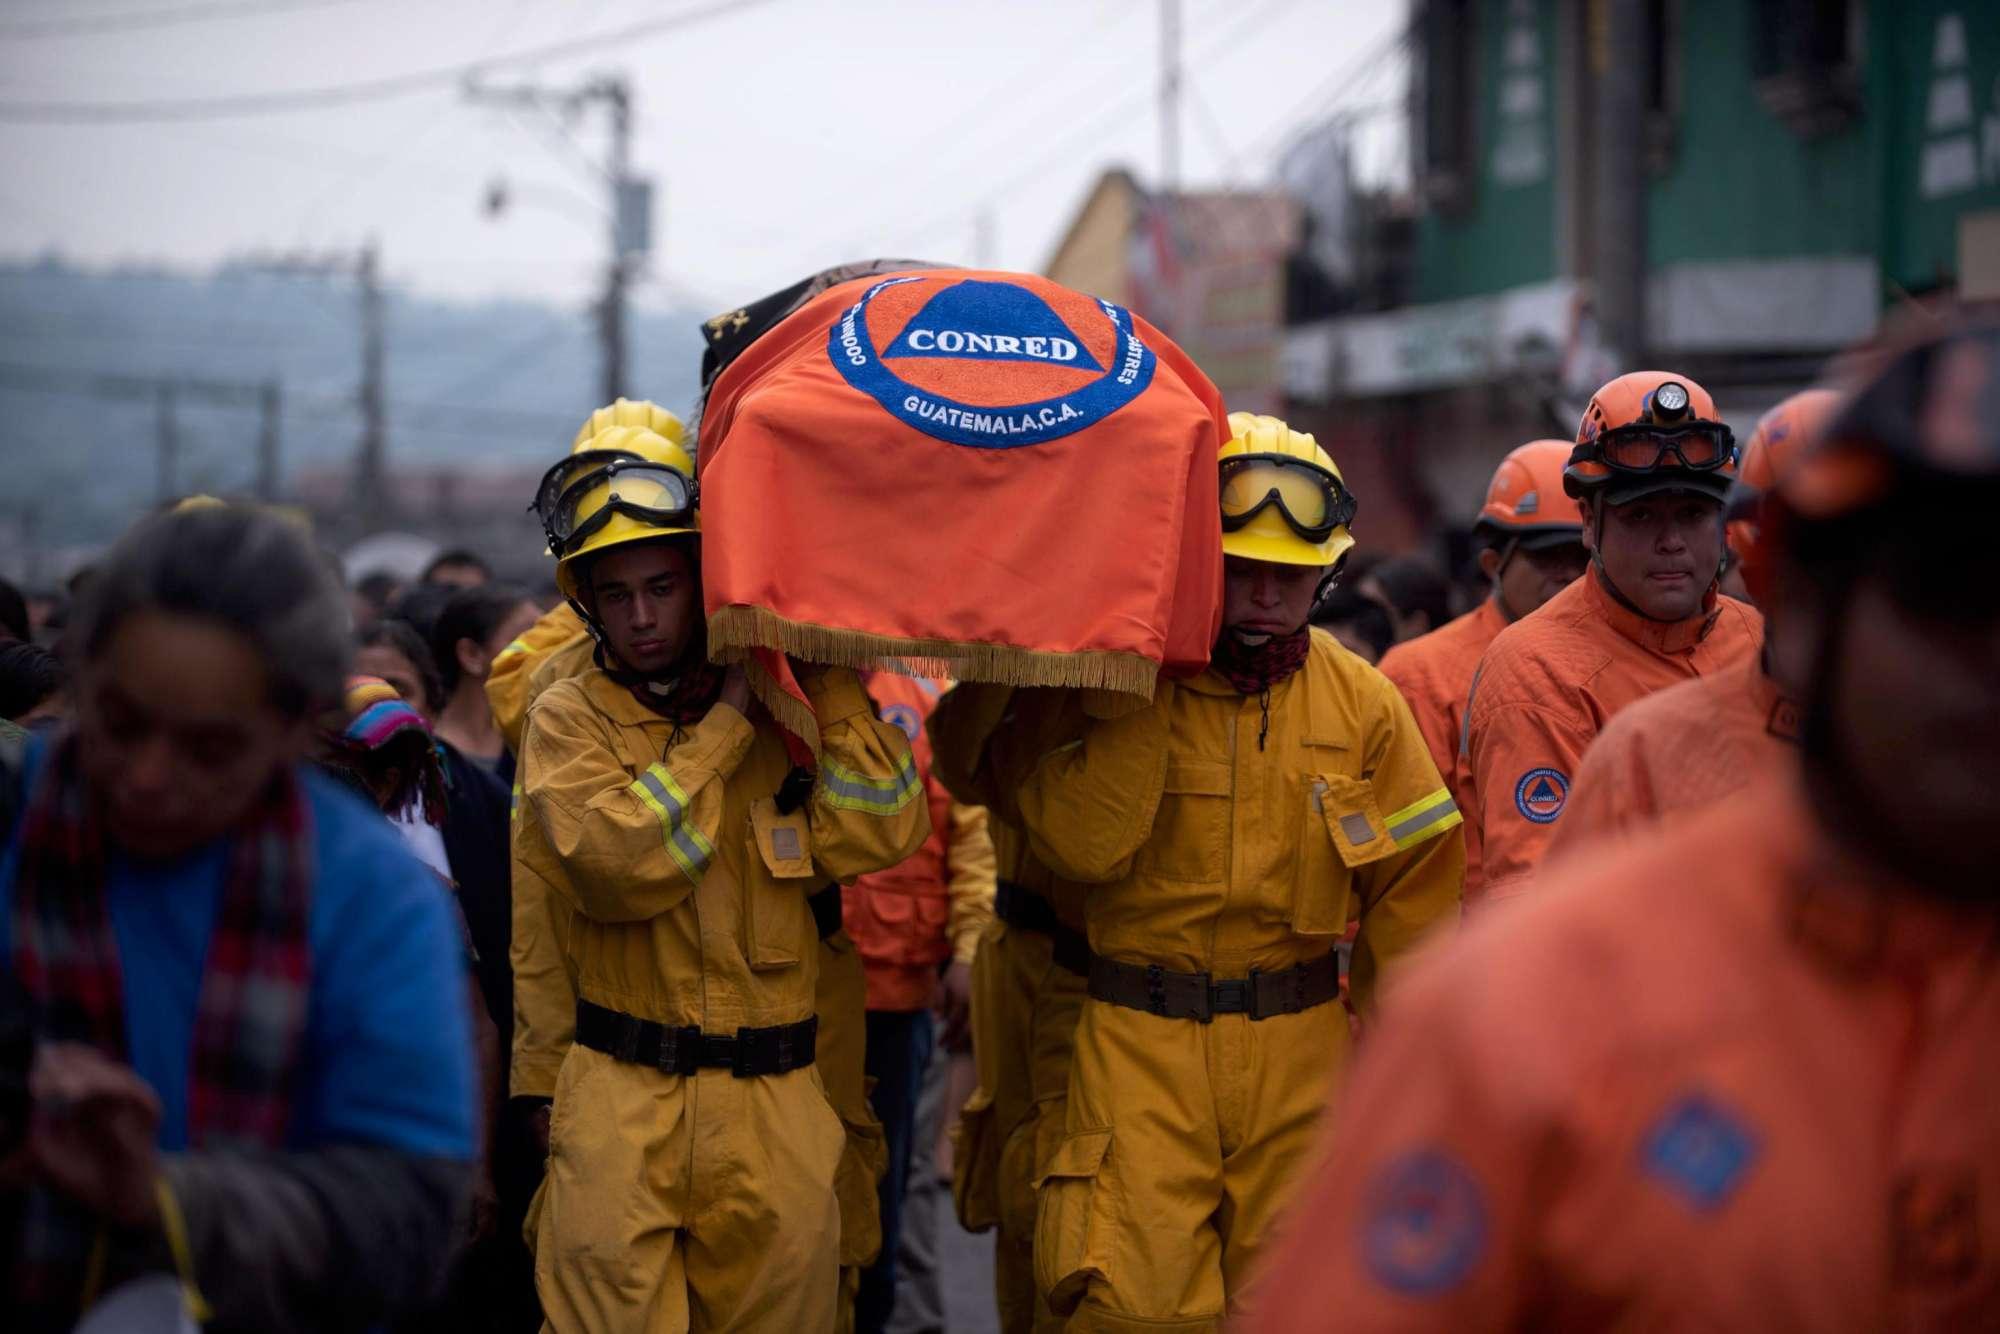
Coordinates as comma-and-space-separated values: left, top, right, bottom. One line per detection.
708, 605, 1161, 699
744, 654, 821, 757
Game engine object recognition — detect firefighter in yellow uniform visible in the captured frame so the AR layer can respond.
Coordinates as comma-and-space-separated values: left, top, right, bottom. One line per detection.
517, 437, 927, 1332
933, 684, 1092, 1334
1014, 414, 1465, 1331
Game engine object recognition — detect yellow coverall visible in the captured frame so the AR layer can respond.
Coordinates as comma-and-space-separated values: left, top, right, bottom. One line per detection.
932, 685, 1092, 1334
493, 621, 893, 1329
1016, 632, 1464, 1331
518, 663, 928, 1333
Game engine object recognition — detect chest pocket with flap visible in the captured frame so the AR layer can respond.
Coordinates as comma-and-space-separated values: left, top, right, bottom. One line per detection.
743, 796, 817, 969
1135, 758, 1231, 884
1291, 772, 1398, 935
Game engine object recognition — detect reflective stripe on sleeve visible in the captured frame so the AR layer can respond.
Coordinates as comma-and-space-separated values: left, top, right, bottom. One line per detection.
629, 762, 715, 882
510, 780, 523, 824
495, 639, 531, 661
818, 752, 922, 815
1384, 788, 1463, 850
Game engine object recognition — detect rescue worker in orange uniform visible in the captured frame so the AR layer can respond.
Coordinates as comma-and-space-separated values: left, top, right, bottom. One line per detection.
1014, 413, 1464, 1330
1377, 439, 1586, 889
514, 419, 928, 1332
847, 668, 995, 1333
931, 683, 1094, 1334
1462, 371, 1762, 901
1242, 321, 2000, 1333
1551, 387, 1841, 852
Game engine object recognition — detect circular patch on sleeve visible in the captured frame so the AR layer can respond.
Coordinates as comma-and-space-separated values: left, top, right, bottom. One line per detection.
880, 702, 922, 743
1359, 1148, 1489, 1296
1513, 767, 1570, 823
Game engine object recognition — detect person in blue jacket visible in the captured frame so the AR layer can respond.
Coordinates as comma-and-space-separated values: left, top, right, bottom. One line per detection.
0, 503, 476, 1333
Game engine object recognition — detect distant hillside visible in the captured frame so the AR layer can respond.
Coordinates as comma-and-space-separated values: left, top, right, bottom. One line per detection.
0, 256, 708, 560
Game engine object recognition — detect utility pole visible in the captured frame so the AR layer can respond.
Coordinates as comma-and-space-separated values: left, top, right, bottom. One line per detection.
256, 378, 282, 501
155, 383, 179, 503
357, 240, 386, 514
1593, 0, 1648, 369
467, 74, 651, 405
973, 209, 997, 269
1160, 0, 1182, 194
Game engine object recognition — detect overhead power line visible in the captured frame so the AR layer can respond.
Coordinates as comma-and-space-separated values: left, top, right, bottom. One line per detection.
0, 0, 781, 122
0, 0, 365, 40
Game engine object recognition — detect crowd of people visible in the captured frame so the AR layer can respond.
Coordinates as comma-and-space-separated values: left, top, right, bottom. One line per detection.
0, 310, 1994, 1334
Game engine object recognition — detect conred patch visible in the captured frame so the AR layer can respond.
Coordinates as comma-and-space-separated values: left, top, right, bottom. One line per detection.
1360, 1148, 1489, 1296
880, 702, 922, 744
827, 274, 1156, 448
1513, 767, 1569, 823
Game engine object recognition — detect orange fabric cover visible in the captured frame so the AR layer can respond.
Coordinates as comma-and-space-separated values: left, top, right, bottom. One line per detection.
1377, 597, 1509, 893
1551, 656, 1798, 858
695, 269, 1228, 749
843, 672, 953, 1011
1464, 568, 1761, 902
1242, 776, 2000, 1330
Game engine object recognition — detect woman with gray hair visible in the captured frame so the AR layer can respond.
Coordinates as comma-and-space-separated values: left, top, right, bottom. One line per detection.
0, 504, 477, 1332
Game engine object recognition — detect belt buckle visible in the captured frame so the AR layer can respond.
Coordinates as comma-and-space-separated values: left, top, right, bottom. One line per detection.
1210, 976, 1247, 1017
660, 1025, 698, 1073
731, 1026, 770, 1077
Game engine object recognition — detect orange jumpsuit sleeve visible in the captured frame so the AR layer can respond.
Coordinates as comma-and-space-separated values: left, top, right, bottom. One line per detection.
520, 686, 754, 923
1014, 691, 1172, 884
802, 665, 934, 881
1240, 956, 1537, 1330
1464, 690, 1594, 902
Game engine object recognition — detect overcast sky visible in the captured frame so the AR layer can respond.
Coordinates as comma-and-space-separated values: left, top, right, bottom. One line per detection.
0, 0, 1406, 315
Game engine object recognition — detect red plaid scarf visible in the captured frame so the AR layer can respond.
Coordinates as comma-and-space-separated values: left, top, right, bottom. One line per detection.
10, 731, 313, 1319
1210, 625, 1312, 694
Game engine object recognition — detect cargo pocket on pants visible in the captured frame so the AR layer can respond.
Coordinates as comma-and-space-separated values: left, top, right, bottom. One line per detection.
834, 1106, 888, 1267
1033, 1126, 1116, 1316
951, 1086, 1001, 1232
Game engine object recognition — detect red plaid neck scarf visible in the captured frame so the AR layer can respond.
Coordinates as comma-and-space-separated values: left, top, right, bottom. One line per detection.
11, 731, 313, 1320
1210, 625, 1311, 694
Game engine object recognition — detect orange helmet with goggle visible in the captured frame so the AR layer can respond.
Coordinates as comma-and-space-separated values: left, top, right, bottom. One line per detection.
1476, 439, 1585, 547
1565, 370, 1736, 505
1218, 412, 1357, 568
1725, 388, 1842, 605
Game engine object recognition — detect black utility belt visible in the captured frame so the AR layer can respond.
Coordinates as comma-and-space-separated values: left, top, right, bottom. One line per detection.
575, 999, 818, 1077
1087, 952, 1340, 1023
994, 878, 1094, 977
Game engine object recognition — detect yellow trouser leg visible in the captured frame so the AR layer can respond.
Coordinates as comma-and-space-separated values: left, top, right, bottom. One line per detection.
1037, 1000, 1347, 1332
820, 932, 887, 1276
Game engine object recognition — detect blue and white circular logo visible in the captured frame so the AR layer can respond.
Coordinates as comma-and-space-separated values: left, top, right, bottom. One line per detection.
1360, 1148, 1489, 1296
1514, 767, 1570, 823
826, 274, 1157, 449
880, 702, 922, 744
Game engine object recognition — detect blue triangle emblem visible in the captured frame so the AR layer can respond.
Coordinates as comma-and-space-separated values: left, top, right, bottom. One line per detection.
1529, 777, 1559, 804
882, 279, 1104, 370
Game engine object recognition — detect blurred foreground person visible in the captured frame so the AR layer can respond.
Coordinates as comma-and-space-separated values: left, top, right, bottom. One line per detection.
1377, 441, 1586, 891
0, 505, 475, 1333
1464, 372, 1762, 902
1552, 387, 1842, 851
1016, 414, 1462, 1329
1243, 324, 2000, 1331
517, 432, 928, 1331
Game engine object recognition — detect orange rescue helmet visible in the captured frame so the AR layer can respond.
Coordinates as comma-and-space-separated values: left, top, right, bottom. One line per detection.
1725, 388, 1842, 604
1476, 439, 1586, 548
1778, 325, 2000, 523
1565, 370, 1737, 505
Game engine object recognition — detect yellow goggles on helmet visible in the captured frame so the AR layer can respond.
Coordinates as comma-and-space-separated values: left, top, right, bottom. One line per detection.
1219, 454, 1356, 542
544, 460, 698, 553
